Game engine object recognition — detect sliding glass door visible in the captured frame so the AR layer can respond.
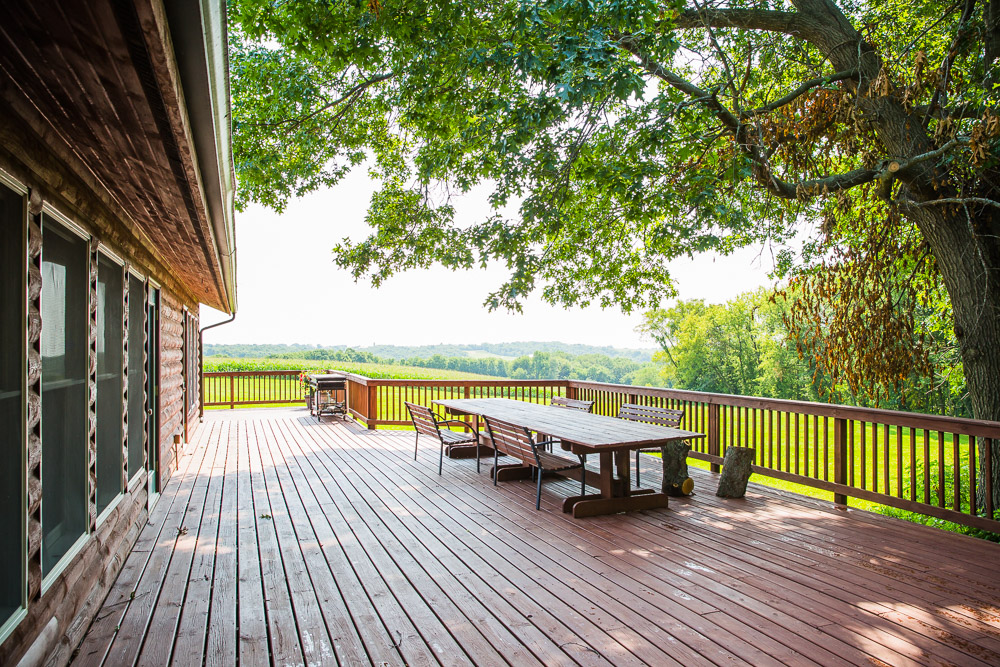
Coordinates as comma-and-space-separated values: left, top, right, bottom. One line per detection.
40, 214, 88, 577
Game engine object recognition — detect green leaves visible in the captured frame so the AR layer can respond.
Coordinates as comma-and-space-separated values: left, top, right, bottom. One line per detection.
228, 0, 995, 325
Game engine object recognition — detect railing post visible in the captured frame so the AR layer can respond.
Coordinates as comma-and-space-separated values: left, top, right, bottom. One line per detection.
565, 382, 577, 400
229, 374, 235, 410
834, 417, 848, 505
708, 403, 721, 473
367, 384, 378, 429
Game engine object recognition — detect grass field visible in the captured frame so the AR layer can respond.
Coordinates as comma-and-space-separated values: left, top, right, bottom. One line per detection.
203, 357, 497, 379
202, 357, 497, 408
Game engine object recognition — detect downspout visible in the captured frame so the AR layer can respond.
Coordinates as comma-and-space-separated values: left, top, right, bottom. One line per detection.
199, 313, 235, 420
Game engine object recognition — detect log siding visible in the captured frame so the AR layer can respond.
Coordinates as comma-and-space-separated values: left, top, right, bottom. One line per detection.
0, 0, 227, 662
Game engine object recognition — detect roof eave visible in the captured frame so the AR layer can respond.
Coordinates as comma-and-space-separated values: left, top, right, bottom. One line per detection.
164, 0, 237, 314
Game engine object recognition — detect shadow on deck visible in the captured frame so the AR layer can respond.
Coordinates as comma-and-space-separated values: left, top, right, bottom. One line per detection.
72, 408, 1000, 666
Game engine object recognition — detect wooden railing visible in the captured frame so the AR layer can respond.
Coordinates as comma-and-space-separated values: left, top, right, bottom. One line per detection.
202, 370, 1000, 532
203, 370, 307, 408
566, 381, 999, 533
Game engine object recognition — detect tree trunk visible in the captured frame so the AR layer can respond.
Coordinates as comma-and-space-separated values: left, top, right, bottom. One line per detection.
717, 447, 755, 498
796, 0, 1000, 513
660, 440, 694, 497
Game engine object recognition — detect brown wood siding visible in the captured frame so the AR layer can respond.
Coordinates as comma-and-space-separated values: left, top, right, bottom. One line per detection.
26, 202, 43, 602
0, 0, 227, 661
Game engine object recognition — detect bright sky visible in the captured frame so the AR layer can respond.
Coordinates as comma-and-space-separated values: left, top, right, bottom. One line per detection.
201, 169, 779, 349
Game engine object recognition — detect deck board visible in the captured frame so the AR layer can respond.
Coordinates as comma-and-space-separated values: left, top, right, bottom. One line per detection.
73, 408, 1000, 667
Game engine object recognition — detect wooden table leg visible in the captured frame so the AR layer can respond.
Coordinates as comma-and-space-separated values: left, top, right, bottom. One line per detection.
561, 447, 669, 516
599, 451, 614, 496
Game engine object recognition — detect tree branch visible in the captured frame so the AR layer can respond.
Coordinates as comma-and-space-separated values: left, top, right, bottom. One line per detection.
617, 35, 878, 200
673, 7, 819, 42
909, 197, 1000, 210
248, 71, 393, 129
744, 69, 857, 117
893, 137, 970, 174
783, 168, 881, 199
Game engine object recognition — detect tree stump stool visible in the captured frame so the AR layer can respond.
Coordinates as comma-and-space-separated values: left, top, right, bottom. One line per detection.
661, 440, 694, 496
716, 446, 755, 498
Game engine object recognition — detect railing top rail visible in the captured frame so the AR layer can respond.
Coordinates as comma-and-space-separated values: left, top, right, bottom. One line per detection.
204, 370, 304, 377
354, 378, 570, 388
200, 371, 1000, 437
568, 380, 1000, 437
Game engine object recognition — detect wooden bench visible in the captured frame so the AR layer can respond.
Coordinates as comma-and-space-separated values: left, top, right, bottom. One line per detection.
483, 416, 586, 510
405, 402, 481, 474
617, 403, 685, 487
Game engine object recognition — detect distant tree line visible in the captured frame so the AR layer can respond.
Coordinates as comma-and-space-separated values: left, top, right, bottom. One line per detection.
260, 347, 665, 386
205, 291, 967, 416
204, 341, 655, 363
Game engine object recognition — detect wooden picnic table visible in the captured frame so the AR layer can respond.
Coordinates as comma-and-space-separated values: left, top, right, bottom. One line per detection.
433, 398, 705, 518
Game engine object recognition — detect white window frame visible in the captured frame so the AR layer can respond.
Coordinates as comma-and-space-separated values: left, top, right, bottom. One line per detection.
95, 247, 126, 528
38, 204, 93, 596
125, 267, 147, 493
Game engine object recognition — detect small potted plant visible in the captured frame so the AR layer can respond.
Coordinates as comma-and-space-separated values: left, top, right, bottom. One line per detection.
300, 371, 314, 412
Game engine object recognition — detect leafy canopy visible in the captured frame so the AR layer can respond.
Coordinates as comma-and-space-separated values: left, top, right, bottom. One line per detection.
230, 0, 998, 334
229, 0, 807, 312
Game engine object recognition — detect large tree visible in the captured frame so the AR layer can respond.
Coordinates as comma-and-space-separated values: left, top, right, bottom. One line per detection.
230, 0, 1000, 508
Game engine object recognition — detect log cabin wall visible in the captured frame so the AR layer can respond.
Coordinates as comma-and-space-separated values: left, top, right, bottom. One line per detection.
0, 0, 231, 663
0, 152, 203, 667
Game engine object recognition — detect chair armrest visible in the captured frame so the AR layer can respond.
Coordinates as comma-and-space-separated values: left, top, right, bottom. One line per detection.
438, 419, 479, 435
534, 439, 558, 449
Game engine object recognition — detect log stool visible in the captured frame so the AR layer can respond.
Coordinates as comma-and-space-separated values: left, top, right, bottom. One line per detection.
716, 446, 755, 498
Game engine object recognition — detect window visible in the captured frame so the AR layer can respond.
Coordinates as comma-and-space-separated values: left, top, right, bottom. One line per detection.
185, 312, 198, 413
127, 274, 145, 480
40, 213, 89, 577
96, 254, 124, 515
0, 181, 25, 622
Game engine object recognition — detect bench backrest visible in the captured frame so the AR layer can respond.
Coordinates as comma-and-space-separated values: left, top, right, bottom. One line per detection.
551, 396, 595, 412
617, 403, 684, 428
405, 402, 441, 438
484, 417, 537, 465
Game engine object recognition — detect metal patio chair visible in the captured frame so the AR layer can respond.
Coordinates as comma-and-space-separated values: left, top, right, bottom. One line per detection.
617, 403, 685, 487
543, 396, 595, 452
405, 402, 481, 474
484, 416, 586, 510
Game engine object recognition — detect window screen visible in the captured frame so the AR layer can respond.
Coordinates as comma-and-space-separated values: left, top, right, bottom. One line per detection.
0, 183, 25, 619
41, 214, 88, 576
96, 255, 124, 514
127, 275, 145, 479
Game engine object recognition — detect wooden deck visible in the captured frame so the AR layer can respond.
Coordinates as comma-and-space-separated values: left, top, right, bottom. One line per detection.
72, 408, 1000, 667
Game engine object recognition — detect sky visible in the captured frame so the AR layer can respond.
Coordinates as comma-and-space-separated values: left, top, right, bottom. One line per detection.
201, 168, 780, 349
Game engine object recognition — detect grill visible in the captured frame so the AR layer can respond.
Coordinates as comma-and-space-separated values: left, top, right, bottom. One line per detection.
306, 373, 348, 421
